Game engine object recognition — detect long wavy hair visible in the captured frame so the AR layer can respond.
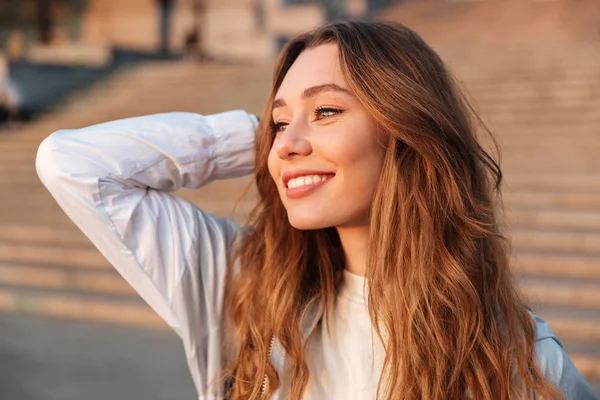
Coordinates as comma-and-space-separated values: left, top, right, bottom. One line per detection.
221, 20, 562, 399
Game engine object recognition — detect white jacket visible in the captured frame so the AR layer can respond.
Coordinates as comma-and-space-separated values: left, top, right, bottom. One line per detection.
36, 110, 596, 399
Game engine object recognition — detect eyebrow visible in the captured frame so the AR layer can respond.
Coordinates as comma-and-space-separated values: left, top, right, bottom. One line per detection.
272, 83, 352, 110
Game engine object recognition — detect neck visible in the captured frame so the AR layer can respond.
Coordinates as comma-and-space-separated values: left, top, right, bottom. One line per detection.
336, 225, 369, 276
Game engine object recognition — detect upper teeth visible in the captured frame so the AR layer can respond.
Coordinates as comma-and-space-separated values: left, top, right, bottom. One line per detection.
287, 175, 330, 189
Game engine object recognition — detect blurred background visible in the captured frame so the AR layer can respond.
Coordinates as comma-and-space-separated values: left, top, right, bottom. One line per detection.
0, 0, 599, 398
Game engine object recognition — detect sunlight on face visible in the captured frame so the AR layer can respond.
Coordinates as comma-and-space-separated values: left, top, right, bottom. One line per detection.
267, 44, 386, 230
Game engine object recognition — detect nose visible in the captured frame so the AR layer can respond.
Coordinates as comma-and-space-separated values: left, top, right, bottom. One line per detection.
274, 121, 312, 160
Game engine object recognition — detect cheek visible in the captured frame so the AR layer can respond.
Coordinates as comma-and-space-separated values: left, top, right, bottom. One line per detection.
337, 136, 385, 196
340, 135, 384, 171
267, 148, 280, 183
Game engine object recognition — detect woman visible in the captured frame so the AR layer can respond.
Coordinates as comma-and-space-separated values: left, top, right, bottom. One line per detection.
36, 20, 595, 399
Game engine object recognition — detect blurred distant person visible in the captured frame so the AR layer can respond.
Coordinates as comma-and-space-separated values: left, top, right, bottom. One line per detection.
183, 29, 199, 57
36, 0, 53, 45
157, 0, 175, 54
0, 59, 21, 125
183, 29, 211, 63
37, 21, 596, 399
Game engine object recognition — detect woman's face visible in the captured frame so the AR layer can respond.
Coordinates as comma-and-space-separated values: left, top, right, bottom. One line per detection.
268, 44, 386, 230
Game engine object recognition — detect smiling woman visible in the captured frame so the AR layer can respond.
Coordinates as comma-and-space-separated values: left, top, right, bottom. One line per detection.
268, 45, 384, 235
36, 20, 595, 400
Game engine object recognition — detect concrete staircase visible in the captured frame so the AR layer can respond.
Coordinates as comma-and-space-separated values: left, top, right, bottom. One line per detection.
0, 61, 270, 329
1, 6, 600, 384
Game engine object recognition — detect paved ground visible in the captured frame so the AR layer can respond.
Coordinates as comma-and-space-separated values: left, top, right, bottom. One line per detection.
0, 313, 196, 400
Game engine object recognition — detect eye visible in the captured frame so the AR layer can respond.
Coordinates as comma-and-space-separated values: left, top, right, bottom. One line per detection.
314, 107, 343, 120
272, 121, 288, 134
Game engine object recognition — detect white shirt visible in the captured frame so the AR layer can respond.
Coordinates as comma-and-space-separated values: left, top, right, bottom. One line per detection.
36, 111, 596, 399
303, 270, 385, 399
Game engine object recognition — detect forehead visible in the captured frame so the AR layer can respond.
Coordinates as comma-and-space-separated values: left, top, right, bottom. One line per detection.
276, 44, 346, 98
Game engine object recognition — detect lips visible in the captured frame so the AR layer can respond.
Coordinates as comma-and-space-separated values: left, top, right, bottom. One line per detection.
281, 170, 336, 188
281, 170, 336, 200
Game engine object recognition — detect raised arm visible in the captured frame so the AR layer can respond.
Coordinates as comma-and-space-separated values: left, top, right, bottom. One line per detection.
36, 110, 257, 397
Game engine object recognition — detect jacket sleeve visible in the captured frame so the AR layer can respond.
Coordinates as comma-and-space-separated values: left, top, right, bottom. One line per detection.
35, 110, 257, 397
533, 314, 598, 399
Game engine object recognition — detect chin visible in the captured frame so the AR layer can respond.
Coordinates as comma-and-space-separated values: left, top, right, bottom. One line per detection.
287, 213, 334, 230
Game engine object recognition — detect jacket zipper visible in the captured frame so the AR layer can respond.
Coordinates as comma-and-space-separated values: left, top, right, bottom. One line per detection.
261, 336, 275, 396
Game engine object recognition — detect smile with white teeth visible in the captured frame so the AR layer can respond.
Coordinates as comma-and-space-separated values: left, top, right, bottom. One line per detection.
286, 175, 331, 189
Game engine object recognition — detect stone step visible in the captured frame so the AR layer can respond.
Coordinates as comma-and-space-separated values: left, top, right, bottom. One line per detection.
0, 152, 36, 162
496, 130, 600, 142
103, 78, 259, 95
540, 312, 600, 345
507, 209, 600, 231
485, 114, 600, 127
560, 339, 600, 358
477, 97, 600, 112
0, 205, 71, 226
511, 229, 600, 256
496, 123, 600, 134
512, 252, 600, 280
569, 355, 600, 380
555, 340, 600, 380
0, 242, 109, 269
0, 162, 38, 174
102, 80, 270, 100
479, 101, 600, 116
0, 214, 74, 228
444, 55, 600, 76
489, 119, 600, 131
1, 174, 60, 185
466, 69, 600, 82
504, 192, 600, 211
468, 82, 600, 101
468, 63, 600, 80
519, 278, 600, 311
0, 286, 165, 329
0, 224, 92, 247
496, 132, 600, 145
500, 162, 600, 177
106, 64, 269, 86
503, 174, 600, 192
0, 182, 58, 197
473, 92, 600, 109
0, 263, 134, 296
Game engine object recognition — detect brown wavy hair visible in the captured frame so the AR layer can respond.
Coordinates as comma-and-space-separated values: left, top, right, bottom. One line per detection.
221, 20, 562, 399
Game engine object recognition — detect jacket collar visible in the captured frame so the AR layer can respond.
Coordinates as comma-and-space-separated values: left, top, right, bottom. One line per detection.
268, 302, 324, 399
